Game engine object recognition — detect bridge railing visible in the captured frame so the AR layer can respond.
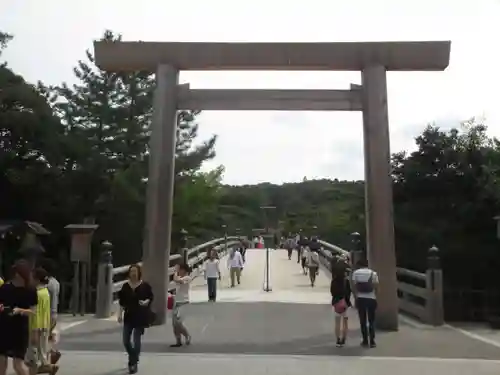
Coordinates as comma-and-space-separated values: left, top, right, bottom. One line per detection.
317, 240, 444, 326
95, 236, 241, 318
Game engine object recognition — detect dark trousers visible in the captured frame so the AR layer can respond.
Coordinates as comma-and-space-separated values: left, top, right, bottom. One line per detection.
122, 324, 144, 365
297, 247, 302, 262
207, 277, 217, 301
356, 297, 377, 343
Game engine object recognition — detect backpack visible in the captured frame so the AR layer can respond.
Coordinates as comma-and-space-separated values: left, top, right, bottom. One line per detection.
355, 271, 374, 293
310, 251, 320, 266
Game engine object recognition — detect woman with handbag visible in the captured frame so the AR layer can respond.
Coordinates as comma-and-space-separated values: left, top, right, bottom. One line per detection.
117, 264, 154, 374
330, 261, 352, 348
0, 260, 38, 375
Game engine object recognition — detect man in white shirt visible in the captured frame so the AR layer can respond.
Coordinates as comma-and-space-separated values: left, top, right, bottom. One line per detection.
204, 249, 221, 302
351, 258, 379, 348
227, 249, 244, 287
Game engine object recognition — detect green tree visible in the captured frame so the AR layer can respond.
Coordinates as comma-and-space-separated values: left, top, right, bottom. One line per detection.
47, 30, 219, 263
0, 32, 13, 58
392, 118, 500, 287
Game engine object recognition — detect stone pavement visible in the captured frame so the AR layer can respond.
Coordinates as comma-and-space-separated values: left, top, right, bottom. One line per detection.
50, 248, 500, 374
53, 351, 500, 375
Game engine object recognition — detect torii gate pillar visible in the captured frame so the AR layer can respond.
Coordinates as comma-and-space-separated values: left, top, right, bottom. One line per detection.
361, 65, 398, 330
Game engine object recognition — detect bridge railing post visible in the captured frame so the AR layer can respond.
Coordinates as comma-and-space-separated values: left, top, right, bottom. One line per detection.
350, 231, 364, 267
180, 229, 188, 265
425, 245, 444, 326
95, 241, 114, 319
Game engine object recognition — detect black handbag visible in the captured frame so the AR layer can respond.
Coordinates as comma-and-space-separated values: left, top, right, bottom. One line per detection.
146, 308, 157, 327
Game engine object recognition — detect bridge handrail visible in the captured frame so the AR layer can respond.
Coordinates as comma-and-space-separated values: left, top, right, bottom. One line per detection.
318, 239, 350, 257
95, 236, 242, 318
112, 237, 241, 293
111, 236, 241, 279
317, 239, 444, 326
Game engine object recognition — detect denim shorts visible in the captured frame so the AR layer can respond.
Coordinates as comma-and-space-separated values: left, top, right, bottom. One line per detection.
172, 302, 188, 326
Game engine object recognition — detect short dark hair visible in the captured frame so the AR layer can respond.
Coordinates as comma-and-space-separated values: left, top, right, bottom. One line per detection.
128, 264, 142, 279
33, 267, 49, 284
178, 263, 191, 273
356, 258, 369, 268
39, 258, 56, 277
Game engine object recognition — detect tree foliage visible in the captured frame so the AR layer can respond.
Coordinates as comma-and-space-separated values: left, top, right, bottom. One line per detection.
0, 30, 221, 271
217, 118, 500, 314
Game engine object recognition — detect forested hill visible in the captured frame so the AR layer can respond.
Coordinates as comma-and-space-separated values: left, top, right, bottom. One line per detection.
217, 118, 500, 292
217, 179, 365, 249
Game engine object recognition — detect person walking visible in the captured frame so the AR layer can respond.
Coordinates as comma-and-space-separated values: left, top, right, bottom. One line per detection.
117, 264, 154, 374
296, 233, 302, 263
351, 258, 378, 348
26, 268, 58, 375
39, 259, 61, 366
171, 263, 192, 348
227, 249, 243, 287
204, 250, 221, 302
330, 262, 352, 347
0, 260, 38, 375
239, 240, 248, 263
307, 249, 320, 286
285, 237, 295, 260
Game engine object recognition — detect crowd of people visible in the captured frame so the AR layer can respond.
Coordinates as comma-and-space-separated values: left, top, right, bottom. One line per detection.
283, 232, 379, 349
0, 259, 61, 375
0, 234, 377, 375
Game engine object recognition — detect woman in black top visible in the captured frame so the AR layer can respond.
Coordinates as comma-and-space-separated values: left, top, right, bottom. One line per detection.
0, 260, 38, 375
117, 264, 153, 375
330, 261, 352, 348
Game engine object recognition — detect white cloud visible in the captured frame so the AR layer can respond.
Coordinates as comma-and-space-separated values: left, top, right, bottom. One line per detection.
1, 0, 499, 185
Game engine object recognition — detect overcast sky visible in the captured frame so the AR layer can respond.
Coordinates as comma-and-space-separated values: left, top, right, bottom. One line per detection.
2, 0, 499, 185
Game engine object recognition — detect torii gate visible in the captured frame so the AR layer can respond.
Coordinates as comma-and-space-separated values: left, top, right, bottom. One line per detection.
94, 40, 451, 329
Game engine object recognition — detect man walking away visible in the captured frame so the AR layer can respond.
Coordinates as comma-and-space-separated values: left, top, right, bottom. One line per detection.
351, 258, 378, 348
307, 249, 320, 286
308, 236, 321, 252
298, 235, 309, 263
295, 233, 300, 263
285, 237, 295, 260
227, 249, 243, 287
239, 240, 247, 263
301, 246, 308, 275
204, 250, 221, 302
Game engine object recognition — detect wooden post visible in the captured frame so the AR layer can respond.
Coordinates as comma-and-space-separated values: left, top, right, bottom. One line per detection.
426, 245, 444, 326
65, 224, 98, 315
142, 64, 179, 325
361, 65, 399, 331
95, 241, 114, 319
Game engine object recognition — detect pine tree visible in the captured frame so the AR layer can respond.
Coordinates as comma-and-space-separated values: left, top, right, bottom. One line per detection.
48, 30, 220, 262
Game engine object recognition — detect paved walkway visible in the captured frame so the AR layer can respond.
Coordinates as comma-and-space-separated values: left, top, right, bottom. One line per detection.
56, 352, 500, 375
189, 247, 331, 303
53, 248, 500, 374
